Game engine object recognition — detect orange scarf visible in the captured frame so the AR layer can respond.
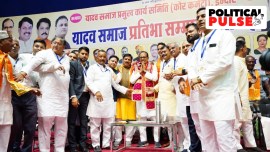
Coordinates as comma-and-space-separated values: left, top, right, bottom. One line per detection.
154, 58, 162, 98
156, 58, 161, 79
0, 50, 31, 96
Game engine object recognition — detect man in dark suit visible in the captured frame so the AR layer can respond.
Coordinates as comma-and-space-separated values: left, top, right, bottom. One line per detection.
68, 46, 90, 152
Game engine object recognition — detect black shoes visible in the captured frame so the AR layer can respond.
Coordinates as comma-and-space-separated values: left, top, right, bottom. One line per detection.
80, 145, 89, 152
246, 147, 265, 152
237, 149, 248, 152
94, 146, 101, 152
154, 142, 162, 148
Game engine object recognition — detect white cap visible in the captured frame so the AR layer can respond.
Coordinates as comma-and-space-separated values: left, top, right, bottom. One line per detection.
0, 30, 9, 40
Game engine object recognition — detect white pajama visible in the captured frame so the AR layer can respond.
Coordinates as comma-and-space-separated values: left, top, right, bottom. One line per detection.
0, 125, 11, 152
125, 126, 136, 142
188, 30, 237, 152
0, 67, 12, 152
234, 119, 256, 149
114, 125, 135, 143
22, 50, 70, 152
200, 119, 237, 152
191, 113, 205, 151
90, 117, 114, 148
38, 116, 68, 152
86, 64, 127, 148
138, 116, 160, 142
114, 126, 123, 143
177, 117, 190, 150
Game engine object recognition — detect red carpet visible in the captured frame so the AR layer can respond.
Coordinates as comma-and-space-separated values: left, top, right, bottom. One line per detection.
32, 130, 172, 152
31, 130, 270, 152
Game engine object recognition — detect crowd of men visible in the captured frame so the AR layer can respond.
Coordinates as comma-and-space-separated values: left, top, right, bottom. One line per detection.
0, 7, 269, 152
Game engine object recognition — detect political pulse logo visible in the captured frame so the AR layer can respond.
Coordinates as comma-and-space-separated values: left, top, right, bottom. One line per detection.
206, 6, 267, 29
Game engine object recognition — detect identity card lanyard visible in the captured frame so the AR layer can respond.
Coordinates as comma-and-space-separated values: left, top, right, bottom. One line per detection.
162, 59, 170, 71
173, 58, 178, 70
13, 58, 19, 68
191, 38, 201, 52
97, 64, 109, 72
200, 29, 216, 59
55, 53, 65, 64
82, 63, 88, 77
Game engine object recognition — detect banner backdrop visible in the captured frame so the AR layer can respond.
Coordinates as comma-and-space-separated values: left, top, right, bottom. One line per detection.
0, 0, 269, 61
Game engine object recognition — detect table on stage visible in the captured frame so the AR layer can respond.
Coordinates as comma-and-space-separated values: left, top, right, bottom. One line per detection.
110, 121, 180, 152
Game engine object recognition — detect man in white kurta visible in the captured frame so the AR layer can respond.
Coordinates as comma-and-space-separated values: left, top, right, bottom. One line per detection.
169, 42, 190, 151
189, 7, 237, 152
183, 23, 204, 152
107, 55, 123, 147
154, 45, 177, 146
19, 37, 70, 152
0, 30, 37, 152
234, 41, 260, 151
130, 51, 160, 147
86, 50, 130, 152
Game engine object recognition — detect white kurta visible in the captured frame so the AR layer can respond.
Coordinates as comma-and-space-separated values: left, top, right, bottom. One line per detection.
86, 64, 127, 118
154, 59, 177, 117
234, 56, 252, 121
22, 49, 70, 117
191, 30, 236, 121
173, 54, 190, 118
187, 48, 201, 114
109, 67, 122, 84
0, 69, 12, 125
8, 54, 39, 87
130, 63, 158, 117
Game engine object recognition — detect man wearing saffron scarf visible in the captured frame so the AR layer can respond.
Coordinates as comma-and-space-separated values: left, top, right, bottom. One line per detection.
130, 51, 161, 148
0, 30, 40, 152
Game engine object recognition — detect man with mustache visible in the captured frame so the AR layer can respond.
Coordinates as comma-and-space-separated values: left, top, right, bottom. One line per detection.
37, 18, 51, 49
156, 42, 165, 78
188, 7, 237, 151
154, 45, 177, 147
179, 23, 203, 152
85, 50, 132, 152
18, 17, 34, 54
114, 53, 136, 148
